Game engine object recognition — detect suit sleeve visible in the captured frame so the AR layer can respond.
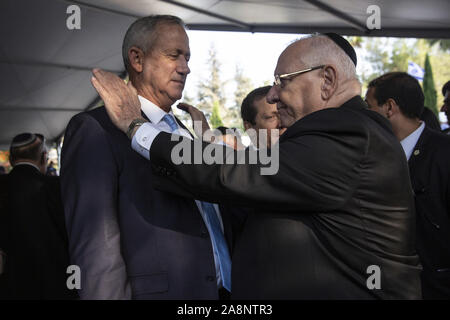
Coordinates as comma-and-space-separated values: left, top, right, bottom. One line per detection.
149, 116, 368, 213
60, 113, 131, 299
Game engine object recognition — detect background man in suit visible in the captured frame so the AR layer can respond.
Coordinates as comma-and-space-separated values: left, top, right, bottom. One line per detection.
441, 81, 450, 135
0, 133, 74, 299
241, 86, 286, 149
61, 15, 231, 300
92, 33, 422, 299
420, 107, 441, 132
366, 72, 450, 299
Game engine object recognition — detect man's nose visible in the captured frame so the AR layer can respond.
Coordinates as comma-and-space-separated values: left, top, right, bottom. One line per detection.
266, 86, 279, 104
178, 59, 190, 75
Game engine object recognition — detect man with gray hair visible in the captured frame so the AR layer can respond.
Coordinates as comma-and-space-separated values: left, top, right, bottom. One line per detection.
61, 15, 231, 300
93, 33, 422, 299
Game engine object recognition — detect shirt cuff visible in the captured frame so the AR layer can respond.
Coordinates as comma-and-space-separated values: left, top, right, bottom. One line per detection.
131, 122, 161, 160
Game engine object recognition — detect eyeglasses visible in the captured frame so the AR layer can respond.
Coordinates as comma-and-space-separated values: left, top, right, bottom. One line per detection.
273, 65, 325, 87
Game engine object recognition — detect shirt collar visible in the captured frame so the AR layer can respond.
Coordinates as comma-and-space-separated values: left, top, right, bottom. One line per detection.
400, 121, 425, 160
138, 95, 174, 124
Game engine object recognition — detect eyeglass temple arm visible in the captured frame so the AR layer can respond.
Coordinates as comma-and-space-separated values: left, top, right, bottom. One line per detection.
279, 65, 325, 80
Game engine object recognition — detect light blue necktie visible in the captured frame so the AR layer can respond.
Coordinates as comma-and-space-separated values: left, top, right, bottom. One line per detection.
162, 114, 178, 132
200, 202, 232, 292
162, 113, 232, 292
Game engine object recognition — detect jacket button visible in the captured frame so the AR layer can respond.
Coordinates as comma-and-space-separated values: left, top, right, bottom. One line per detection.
413, 149, 420, 156
206, 276, 215, 282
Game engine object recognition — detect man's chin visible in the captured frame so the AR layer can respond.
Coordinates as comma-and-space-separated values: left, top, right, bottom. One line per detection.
169, 90, 183, 102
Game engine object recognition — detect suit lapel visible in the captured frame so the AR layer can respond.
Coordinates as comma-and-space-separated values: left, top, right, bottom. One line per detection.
174, 116, 195, 139
408, 127, 431, 193
408, 126, 430, 168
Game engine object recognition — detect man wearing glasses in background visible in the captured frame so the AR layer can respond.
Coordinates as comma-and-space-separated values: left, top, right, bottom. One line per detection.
93, 33, 422, 299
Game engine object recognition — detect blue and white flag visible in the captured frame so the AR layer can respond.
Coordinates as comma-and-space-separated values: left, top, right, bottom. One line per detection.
407, 61, 424, 81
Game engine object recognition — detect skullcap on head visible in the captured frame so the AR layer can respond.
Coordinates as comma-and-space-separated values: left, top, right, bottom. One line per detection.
10, 133, 38, 148
323, 32, 357, 67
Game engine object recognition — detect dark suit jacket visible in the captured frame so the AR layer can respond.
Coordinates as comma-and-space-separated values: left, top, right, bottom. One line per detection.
0, 165, 74, 299
148, 96, 422, 299
61, 107, 230, 300
408, 126, 450, 299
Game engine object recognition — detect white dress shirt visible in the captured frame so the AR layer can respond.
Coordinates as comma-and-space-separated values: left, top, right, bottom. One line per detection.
400, 121, 425, 161
132, 95, 225, 288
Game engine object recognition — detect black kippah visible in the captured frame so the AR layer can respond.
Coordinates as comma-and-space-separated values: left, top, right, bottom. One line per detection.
10, 133, 37, 148
323, 33, 357, 67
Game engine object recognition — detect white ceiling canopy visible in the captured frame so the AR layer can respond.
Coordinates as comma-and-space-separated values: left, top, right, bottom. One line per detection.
1, 0, 449, 149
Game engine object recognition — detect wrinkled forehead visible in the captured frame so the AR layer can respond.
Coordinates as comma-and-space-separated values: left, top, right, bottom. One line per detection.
153, 23, 189, 49
274, 41, 308, 74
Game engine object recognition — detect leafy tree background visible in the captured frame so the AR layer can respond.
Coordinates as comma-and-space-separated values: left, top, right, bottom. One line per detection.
357, 37, 449, 113
423, 53, 438, 115
210, 101, 224, 128
197, 44, 227, 120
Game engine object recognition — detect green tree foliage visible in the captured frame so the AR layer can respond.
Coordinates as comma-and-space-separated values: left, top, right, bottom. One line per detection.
423, 53, 438, 115
361, 38, 450, 110
361, 38, 415, 83
210, 100, 224, 128
225, 64, 253, 129
426, 39, 450, 52
197, 44, 226, 118
347, 36, 363, 48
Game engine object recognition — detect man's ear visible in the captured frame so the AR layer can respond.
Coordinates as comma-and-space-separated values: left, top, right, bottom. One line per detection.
385, 98, 399, 119
243, 121, 253, 131
320, 65, 338, 100
128, 46, 145, 73
9, 154, 15, 167
40, 151, 48, 165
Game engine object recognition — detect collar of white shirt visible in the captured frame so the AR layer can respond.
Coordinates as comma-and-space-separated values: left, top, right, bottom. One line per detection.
400, 121, 425, 161
138, 95, 175, 125
137, 95, 193, 141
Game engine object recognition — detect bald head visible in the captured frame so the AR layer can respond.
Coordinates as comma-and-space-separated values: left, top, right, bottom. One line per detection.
285, 35, 357, 82
267, 34, 361, 128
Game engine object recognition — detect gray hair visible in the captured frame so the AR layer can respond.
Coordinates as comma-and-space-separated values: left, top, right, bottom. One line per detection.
295, 34, 357, 81
122, 15, 186, 72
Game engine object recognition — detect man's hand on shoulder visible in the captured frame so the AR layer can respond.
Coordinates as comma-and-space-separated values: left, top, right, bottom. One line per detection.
91, 68, 143, 134
177, 102, 210, 139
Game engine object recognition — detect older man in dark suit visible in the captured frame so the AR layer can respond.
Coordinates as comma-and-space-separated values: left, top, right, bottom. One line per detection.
0, 133, 74, 299
61, 15, 231, 300
92, 34, 422, 299
366, 72, 450, 299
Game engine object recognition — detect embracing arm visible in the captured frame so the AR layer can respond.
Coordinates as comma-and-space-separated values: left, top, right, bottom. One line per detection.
89, 68, 367, 213
147, 117, 368, 212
